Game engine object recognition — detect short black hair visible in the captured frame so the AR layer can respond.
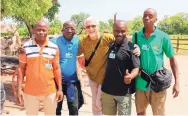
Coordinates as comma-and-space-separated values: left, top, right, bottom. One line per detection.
62, 21, 75, 29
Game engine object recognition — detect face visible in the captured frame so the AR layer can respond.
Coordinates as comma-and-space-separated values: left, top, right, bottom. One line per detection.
62, 23, 76, 40
32, 23, 49, 42
84, 20, 99, 38
113, 22, 127, 44
143, 9, 157, 28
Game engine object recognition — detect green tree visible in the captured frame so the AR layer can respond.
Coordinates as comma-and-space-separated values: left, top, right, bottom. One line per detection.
49, 18, 62, 35
129, 16, 143, 34
1, 0, 60, 37
99, 21, 112, 33
70, 13, 90, 34
158, 12, 188, 35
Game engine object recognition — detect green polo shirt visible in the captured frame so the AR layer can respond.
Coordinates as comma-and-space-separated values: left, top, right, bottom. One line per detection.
132, 27, 175, 91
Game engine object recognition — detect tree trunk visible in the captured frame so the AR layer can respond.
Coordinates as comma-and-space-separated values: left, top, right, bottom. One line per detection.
25, 22, 32, 38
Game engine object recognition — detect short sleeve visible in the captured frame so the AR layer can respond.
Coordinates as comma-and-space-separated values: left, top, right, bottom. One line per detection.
162, 35, 175, 58
53, 48, 60, 63
49, 38, 57, 44
77, 38, 84, 56
131, 54, 140, 69
132, 33, 136, 44
19, 52, 27, 63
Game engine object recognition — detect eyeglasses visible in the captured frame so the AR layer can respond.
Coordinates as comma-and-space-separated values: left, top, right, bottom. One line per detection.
63, 28, 75, 32
85, 25, 96, 29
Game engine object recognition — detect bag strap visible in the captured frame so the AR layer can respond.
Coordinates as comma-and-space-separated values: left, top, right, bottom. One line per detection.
135, 32, 138, 44
86, 35, 103, 66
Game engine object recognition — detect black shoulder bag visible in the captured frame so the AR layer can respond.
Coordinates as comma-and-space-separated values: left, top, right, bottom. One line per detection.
85, 36, 103, 67
135, 32, 172, 93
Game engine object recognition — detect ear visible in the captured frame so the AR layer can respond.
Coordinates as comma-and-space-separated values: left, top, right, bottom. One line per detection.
154, 17, 158, 23
31, 28, 35, 34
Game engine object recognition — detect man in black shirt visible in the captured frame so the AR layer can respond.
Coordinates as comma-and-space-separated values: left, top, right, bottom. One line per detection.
101, 20, 140, 115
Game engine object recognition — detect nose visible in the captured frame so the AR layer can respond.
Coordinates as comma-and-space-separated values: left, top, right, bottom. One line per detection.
118, 32, 123, 36
39, 30, 44, 34
145, 16, 149, 20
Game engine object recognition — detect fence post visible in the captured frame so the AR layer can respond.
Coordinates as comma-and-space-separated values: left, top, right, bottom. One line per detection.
176, 37, 179, 53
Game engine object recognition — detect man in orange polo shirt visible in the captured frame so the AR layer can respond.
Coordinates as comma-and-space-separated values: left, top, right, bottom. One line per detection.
17, 19, 63, 115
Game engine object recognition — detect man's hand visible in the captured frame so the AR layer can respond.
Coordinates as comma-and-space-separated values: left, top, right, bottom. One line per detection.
124, 70, 133, 84
17, 89, 24, 105
56, 90, 63, 102
133, 44, 140, 56
172, 83, 180, 98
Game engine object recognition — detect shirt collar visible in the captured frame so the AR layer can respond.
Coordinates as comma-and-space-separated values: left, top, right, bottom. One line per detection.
33, 38, 48, 46
61, 35, 75, 44
114, 38, 129, 48
141, 26, 159, 37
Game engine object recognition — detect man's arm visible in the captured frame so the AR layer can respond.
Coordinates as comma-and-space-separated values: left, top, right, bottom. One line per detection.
124, 51, 140, 84
53, 61, 62, 92
169, 57, 180, 98
163, 35, 179, 98
17, 52, 27, 105
18, 63, 26, 91
52, 48, 63, 102
124, 68, 139, 84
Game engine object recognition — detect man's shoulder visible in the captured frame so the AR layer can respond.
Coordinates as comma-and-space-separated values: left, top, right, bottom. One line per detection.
80, 34, 88, 41
48, 40, 58, 49
72, 36, 80, 43
156, 28, 169, 37
103, 33, 114, 39
23, 40, 33, 47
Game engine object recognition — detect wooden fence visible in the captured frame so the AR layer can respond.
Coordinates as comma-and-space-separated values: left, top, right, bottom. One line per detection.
171, 38, 188, 53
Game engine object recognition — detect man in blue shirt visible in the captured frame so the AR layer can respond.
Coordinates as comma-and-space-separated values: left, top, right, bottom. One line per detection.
51, 21, 83, 115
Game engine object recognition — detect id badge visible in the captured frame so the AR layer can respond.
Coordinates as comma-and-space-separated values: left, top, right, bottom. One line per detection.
109, 52, 115, 59
45, 63, 52, 69
142, 44, 149, 50
65, 52, 73, 59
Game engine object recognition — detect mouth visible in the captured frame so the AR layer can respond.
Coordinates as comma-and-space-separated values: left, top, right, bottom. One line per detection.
144, 20, 150, 24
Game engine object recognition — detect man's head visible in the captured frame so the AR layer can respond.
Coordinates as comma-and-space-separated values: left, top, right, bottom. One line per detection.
143, 8, 158, 28
113, 20, 128, 45
32, 19, 49, 42
84, 17, 99, 38
62, 21, 76, 40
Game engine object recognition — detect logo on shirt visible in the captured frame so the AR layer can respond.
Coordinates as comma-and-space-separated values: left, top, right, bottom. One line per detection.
153, 45, 159, 50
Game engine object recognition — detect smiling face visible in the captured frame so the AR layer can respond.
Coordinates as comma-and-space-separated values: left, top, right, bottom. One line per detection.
143, 8, 157, 28
84, 18, 99, 38
32, 20, 49, 42
113, 20, 128, 45
62, 21, 76, 40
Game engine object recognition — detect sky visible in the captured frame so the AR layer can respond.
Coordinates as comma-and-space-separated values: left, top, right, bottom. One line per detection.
57, 0, 188, 22
3, 0, 188, 24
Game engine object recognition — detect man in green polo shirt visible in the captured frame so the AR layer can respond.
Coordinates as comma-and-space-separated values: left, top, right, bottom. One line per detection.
132, 8, 180, 115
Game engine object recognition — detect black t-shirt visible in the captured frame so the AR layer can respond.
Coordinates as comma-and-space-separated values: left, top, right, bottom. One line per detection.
102, 39, 140, 96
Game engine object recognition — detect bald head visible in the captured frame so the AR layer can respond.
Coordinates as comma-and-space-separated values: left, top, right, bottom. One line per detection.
113, 20, 127, 28
144, 8, 157, 18
143, 8, 158, 28
84, 16, 99, 38
113, 20, 128, 45
32, 19, 49, 42
84, 16, 99, 27
62, 21, 76, 40
33, 19, 49, 29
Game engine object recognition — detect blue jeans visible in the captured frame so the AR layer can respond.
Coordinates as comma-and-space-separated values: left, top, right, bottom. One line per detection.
56, 81, 83, 115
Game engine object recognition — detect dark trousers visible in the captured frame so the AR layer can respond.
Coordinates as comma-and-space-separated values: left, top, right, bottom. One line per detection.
56, 82, 79, 115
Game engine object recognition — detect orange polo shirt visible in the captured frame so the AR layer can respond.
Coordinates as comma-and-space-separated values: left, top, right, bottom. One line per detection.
19, 39, 59, 96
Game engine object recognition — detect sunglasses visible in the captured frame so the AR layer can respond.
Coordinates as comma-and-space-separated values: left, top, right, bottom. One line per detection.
85, 25, 96, 29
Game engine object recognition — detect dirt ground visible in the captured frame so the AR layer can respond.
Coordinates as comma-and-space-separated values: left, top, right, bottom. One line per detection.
1, 55, 188, 115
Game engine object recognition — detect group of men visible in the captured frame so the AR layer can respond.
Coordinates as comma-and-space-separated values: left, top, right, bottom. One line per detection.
17, 8, 179, 116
